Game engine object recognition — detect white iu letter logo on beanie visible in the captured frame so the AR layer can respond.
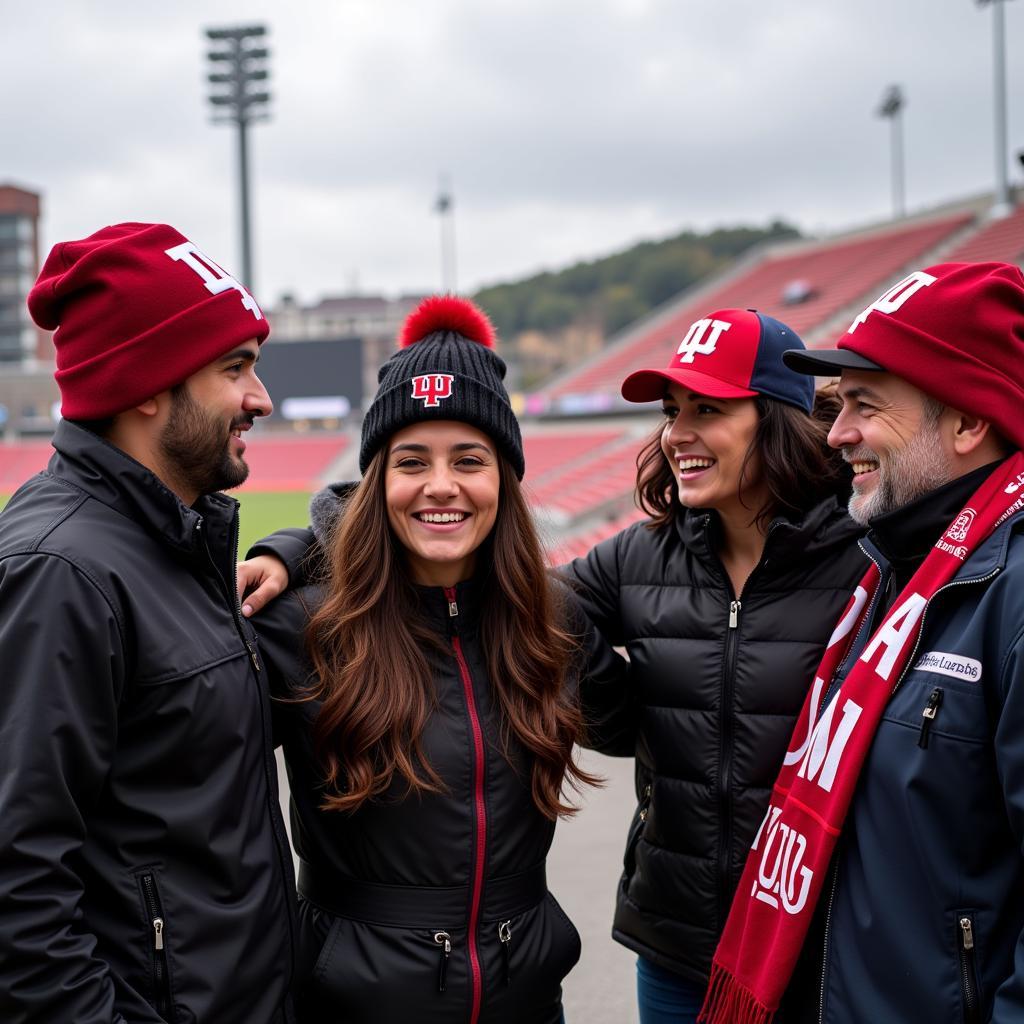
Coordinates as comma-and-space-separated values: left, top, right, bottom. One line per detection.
164, 241, 263, 321
411, 374, 455, 407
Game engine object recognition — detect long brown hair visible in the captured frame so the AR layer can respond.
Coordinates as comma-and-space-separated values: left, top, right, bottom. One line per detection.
305, 448, 598, 819
635, 386, 850, 530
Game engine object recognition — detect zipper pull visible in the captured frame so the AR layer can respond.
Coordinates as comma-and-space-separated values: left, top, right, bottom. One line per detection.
728, 600, 741, 629
245, 640, 261, 673
918, 686, 944, 749
153, 917, 164, 951
960, 916, 975, 951
443, 586, 459, 618
639, 783, 652, 823
498, 920, 512, 985
434, 931, 451, 992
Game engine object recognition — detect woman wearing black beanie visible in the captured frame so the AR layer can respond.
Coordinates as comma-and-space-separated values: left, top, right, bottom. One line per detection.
252, 296, 626, 1023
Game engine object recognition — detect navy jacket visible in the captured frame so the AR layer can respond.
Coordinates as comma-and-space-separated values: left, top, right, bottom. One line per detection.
797, 488, 1024, 1023
0, 422, 297, 1024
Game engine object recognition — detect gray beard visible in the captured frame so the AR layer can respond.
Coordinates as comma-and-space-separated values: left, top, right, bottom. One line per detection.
847, 425, 954, 525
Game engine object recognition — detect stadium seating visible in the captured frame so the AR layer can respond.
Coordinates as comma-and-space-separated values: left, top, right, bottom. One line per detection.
0, 441, 52, 493
940, 204, 1024, 264
522, 428, 626, 483
6, 199, 1024, 568
526, 433, 647, 525
541, 212, 974, 402
237, 434, 350, 491
546, 507, 648, 566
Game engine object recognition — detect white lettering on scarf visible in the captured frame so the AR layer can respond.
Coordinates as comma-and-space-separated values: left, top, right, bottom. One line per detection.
750, 805, 814, 915
859, 593, 927, 681
783, 585, 870, 774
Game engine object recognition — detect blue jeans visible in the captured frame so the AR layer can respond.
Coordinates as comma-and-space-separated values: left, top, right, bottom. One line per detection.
636, 957, 705, 1024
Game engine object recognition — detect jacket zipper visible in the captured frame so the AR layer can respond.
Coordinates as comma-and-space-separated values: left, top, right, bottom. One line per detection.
706, 516, 781, 924
917, 686, 944, 748
817, 865, 839, 1024
434, 930, 452, 992
958, 915, 981, 1024
446, 587, 487, 1024
199, 509, 297, 990
624, 783, 652, 876
715, 597, 741, 928
498, 920, 513, 986
139, 872, 172, 1017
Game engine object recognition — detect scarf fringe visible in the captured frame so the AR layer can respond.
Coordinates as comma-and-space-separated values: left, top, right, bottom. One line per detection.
697, 962, 774, 1024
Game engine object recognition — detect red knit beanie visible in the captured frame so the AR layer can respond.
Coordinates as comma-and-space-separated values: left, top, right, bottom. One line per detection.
28, 222, 270, 419
784, 261, 1024, 449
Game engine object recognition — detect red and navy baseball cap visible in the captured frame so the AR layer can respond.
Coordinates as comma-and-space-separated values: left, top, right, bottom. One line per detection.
621, 308, 814, 412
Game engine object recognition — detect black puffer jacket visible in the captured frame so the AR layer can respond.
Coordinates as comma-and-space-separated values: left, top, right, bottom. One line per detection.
565, 497, 866, 984
0, 422, 297, 1023
254, 557, 626, 1022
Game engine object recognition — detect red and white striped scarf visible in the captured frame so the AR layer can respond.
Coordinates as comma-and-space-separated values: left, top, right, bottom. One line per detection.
699, 452, 1024, 1024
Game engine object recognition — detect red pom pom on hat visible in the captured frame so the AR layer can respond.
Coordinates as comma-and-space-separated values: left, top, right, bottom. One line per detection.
399, 295, 496, 349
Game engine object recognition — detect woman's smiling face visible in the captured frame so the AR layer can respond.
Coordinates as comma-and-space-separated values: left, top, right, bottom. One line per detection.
385, 420, 501, 587
660, 381, 766, 519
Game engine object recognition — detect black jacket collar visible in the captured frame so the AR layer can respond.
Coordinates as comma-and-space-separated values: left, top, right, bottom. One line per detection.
677, 494, 863, 567
48, 420, 238, 558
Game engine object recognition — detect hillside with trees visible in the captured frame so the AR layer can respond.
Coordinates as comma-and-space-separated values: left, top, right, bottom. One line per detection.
474, 220, 801, 389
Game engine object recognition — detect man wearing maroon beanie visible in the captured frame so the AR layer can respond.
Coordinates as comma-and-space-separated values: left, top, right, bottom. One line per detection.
0, 224, 297, 1023
700, 262, 1024, 1024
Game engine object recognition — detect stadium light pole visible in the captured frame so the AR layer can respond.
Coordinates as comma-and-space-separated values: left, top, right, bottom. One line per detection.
435, 175, 456, 293
876, 85, 906, 220
204, 24, 272, 290
977, 0, 1016, 217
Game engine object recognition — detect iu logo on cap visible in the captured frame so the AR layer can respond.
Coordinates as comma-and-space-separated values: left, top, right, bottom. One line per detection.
676, 318, 732, 364
411, 374, 454, 407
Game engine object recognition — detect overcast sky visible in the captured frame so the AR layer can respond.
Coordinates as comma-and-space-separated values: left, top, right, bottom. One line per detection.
4, 1, 1022, 305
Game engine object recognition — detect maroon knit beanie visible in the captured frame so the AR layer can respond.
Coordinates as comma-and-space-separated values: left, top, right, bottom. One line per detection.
28, 222, 270, 419
784, 261, 1024, 450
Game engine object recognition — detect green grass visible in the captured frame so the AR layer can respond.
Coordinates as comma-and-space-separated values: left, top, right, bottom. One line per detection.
235, 491, 312, 556
0, 490, 312, 559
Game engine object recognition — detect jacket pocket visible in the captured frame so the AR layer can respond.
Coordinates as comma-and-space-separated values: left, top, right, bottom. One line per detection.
623, 784, 652, 877
480, 894, 581, 1022
136, 869, 174, 1020
304, 914, 467, 1021
956, 911, 982, 1024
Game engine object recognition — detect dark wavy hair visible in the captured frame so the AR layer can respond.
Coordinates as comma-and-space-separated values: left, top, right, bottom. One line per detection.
304, 448, 598, 819
635, 385, 850, 531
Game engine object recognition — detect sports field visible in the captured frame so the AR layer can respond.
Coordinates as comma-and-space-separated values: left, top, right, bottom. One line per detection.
0, 490, 313, 561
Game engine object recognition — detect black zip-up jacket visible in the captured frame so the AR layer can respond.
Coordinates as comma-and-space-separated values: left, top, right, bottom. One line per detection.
254, 570, 627, 1024
0, 421, 298, 1023
564, 497, 867, 984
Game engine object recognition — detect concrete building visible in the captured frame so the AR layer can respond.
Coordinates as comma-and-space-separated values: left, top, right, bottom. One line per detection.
0, 184, 46, 365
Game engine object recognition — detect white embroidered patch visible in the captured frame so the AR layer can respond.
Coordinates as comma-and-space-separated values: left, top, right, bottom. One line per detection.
913, 651, 982, 682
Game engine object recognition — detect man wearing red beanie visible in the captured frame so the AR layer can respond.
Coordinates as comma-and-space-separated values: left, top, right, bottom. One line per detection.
0, 224, 297, 1023
698, 262, 1024, 1024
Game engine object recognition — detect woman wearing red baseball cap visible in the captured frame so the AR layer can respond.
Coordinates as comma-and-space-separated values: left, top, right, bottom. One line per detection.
559, 308, 868, 1023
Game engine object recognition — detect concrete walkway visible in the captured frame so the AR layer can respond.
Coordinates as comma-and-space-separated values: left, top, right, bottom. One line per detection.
548, 749, 640, 1024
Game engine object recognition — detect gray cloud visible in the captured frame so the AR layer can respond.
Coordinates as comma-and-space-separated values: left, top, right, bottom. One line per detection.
3, 0, 1021, 303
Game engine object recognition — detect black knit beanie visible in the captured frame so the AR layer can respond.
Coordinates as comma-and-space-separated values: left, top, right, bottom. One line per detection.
359, 296, 525, 479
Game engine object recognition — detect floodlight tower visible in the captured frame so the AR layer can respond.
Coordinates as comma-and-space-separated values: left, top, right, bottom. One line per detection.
204, 24, 272, 290
435, 176, 456, 293
876, 85, 906, 220
977, 0, 1017, 217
